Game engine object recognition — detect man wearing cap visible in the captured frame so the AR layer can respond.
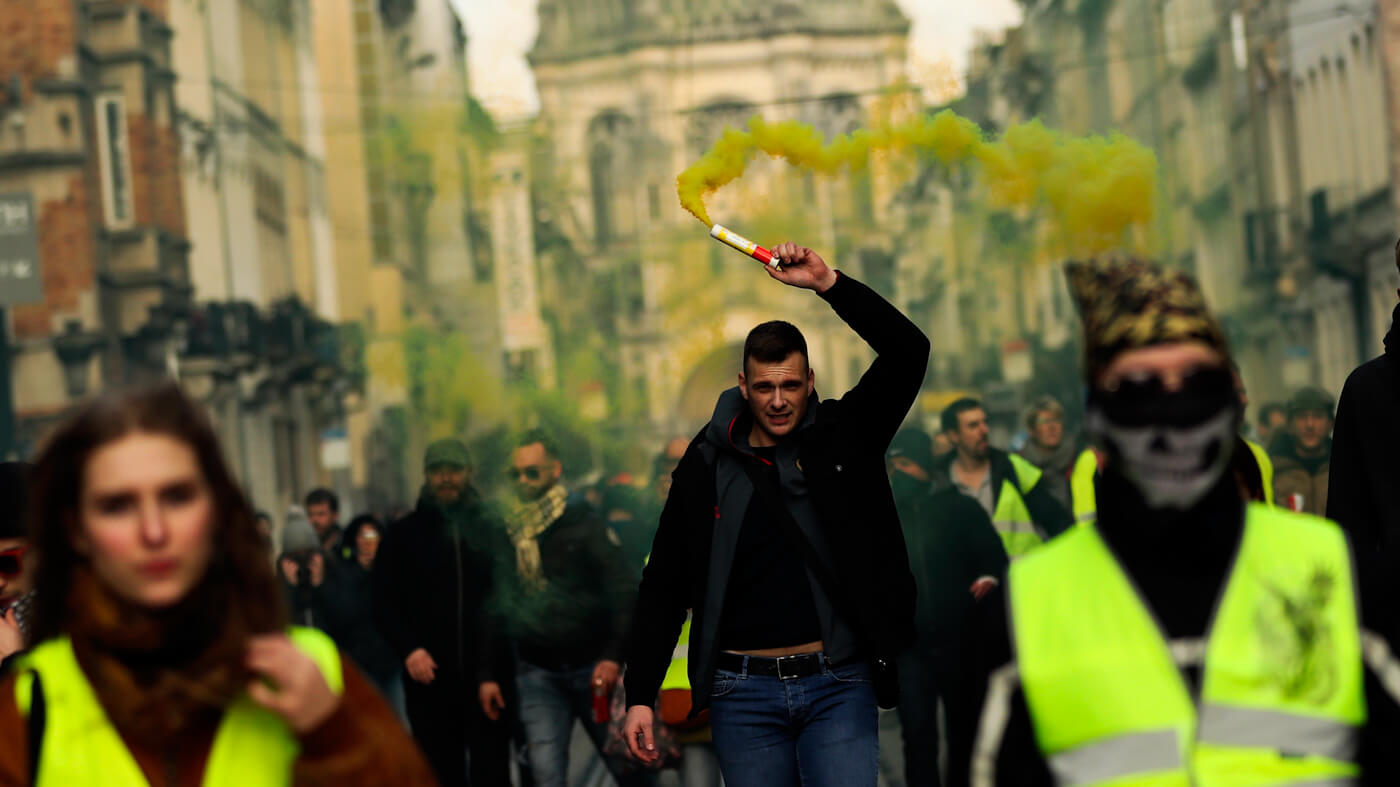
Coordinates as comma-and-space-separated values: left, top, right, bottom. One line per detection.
372, 438, 513, 786
1270, 387, 1334, 516
967, 259, 1400, 785
887, 429, 1006, 787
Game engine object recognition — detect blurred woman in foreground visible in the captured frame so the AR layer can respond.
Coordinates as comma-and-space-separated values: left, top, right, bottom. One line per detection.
0, 384, 436, 786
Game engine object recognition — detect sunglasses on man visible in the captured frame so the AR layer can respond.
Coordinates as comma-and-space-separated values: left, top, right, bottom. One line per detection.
507, 465, 547, 481
0, 546, 27, 578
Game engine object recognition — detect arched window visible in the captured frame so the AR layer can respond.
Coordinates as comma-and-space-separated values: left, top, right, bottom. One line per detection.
686, 98, 758, 158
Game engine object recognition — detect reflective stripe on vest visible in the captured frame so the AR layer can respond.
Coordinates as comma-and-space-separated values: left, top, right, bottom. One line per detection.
992, 454, 1045, 558
1246, 439, 1276, 506
1070, 449, 1098, 525
1009, 505, 1363, 787
16, 626, 344, 787
660, 614, 693, 692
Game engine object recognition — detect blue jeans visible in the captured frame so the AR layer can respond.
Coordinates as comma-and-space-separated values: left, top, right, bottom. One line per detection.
515, 661, 654, 787
708, 658, 879, 787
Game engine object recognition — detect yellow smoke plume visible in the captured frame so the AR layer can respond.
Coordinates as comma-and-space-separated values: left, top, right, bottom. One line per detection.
677, 109, 1158, 258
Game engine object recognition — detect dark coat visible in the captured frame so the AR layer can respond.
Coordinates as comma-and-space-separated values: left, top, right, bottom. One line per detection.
624, 273, 929, 714
901, 488, 1008, 646
372, 490, 510, 683
498, 496, 637, 670
1328, 304, 1400, 562
341, 561, 402, 687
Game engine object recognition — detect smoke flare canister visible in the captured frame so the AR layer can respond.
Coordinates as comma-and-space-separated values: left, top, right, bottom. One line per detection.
710, 224, 780, 269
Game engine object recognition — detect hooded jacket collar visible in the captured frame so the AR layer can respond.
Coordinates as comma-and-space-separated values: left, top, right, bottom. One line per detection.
703, 386, 819, 461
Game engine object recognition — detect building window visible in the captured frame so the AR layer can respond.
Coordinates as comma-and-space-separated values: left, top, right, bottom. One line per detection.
96, 94, 134, 228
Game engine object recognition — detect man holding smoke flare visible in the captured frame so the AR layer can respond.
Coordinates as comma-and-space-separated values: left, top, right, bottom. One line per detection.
622, 236, 928, 787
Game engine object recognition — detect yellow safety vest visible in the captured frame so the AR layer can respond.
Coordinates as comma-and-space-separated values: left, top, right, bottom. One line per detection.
1246, 439, 1275, 506
1070, 448, 1098, 526
992, 454, 1047, 558
1009, 505, 1363, 786
661, 614, 692, 692
16, 627, 344, 787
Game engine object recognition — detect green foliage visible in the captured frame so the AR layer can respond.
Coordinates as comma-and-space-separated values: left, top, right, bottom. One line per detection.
464, 96, 501, 150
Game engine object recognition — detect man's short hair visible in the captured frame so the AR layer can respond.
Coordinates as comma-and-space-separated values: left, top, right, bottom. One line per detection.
743, 321, 809, 371
305, 488, 339, 513
518, 428, 560, 460
942, 397, 985, 434
1024, 395, 1065, 431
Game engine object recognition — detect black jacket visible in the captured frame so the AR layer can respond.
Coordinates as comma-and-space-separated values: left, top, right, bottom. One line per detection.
497, 496, 637, 670
899, 487, 1008, 646
341, 561, 402, 686
372, 489, 510, 683
966, 472, 1400, 785
930, 448, 1073, 540
1328, 304, 1400, 565
624, 273, 929, 714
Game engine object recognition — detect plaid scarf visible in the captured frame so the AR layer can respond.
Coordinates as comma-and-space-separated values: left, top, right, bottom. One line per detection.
507, 483, 568, 591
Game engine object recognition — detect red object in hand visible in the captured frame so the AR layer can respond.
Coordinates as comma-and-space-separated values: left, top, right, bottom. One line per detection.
593, 684, 611, 724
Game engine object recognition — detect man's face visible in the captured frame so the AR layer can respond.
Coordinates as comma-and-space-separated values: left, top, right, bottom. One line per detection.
511, 442, 562, 502
740, 352, 814, 444
948, 408, 991, 462
887, 456, 930, 482
1030, 410, 1064, 450
306, 502, 337, 536
426, 464, 471, 505
1292, 410, 1332, 451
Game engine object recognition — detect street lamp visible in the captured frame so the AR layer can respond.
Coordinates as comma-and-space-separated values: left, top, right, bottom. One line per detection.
52, 320, 99, 399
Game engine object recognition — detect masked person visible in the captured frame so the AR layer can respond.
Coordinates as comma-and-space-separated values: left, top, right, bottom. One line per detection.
0, 463, 36, 665
0, 383, 434, 785
967, 259, 1400, 786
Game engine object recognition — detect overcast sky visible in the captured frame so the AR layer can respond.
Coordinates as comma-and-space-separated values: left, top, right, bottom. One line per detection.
450, 0, 1024, 119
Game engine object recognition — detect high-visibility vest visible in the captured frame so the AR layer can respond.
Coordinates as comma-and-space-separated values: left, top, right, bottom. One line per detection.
661, 614, 692, 692
1245, 439, 1275, 506
1070, 448, 1098, 525
1008, 505, 1363, 786
992, 454, 1047, 558
16, 626, 344, 787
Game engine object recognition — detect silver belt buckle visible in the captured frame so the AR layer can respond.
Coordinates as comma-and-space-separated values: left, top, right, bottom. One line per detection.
776, 653, 809, 681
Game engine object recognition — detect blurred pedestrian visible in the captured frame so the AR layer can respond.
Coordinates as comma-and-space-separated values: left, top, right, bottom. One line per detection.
969, 259, 1400, 784
934, 398, 1072, 557
1270, 387, 1333, 515
1329, 242, 1400, 588
624, 245, 927, 787
887, 429, 1006, 787
0, 463, 36, 665
1015, 396, 1076, 512
277, 506, 350, 638
1229, 367, 1275, 506
253, 510, 275, 554
499, 429, 647, 787
306, 488, 351, 562
0, 383, 433, 784
340, 514, 405, 717
373, 438, 513, 786
603, 482, 652, 576
1256, 402, 1287, 448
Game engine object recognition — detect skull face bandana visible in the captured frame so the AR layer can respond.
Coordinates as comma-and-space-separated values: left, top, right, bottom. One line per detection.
1085, 366, 1240, 510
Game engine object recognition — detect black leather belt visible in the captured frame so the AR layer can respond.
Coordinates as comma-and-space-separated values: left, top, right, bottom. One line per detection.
716, 651, 829, 680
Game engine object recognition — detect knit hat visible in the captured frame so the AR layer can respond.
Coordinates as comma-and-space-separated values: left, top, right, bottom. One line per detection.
1287, 387, 1335, 419
886, 428, 936, 474
424, 438, 471, 471
1065, 258, 1231, 384
0, 463, 28, 540
280, 506, 321, 553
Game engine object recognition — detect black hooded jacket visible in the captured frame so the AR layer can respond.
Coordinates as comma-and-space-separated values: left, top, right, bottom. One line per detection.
1328, 303, 1400, 573
372, 489, 512, 683
624, 273, 929, 714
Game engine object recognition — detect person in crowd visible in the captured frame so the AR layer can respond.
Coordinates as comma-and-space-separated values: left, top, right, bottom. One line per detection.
602, 479, 652, 575
339, 514, 404, 716
623, 242, 927, 787
0, 463, 36, 665
1270, 386, 1334, 515
1256, 402, 1287, 448
253, 510, 274, 545
373, 438, 512, 786
967, 258, 1400, 785
1329, 238, 1400, 590
1015, 397, 1077, 512
277, 506, 349, 638
933, 398, 1072, 557
0, 383, 433, 784
306, 488, 351, 562
887, 429, 1006, 787
1229, 367, 1275, 506
931, 430, 953, 459
494, 429, 646, 787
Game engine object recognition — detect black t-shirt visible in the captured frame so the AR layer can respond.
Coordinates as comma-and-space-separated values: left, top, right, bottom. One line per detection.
718, 447, 824, 651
